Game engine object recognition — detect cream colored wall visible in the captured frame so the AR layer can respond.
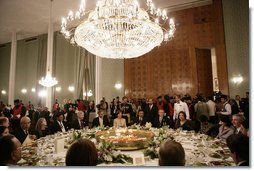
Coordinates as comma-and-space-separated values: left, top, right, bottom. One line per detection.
222, 0, 249, 98
0, 43, 11, 103
101, 58, 124, 105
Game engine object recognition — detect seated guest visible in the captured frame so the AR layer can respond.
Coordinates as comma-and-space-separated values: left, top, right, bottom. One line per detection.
226, 134, 249, 166
174, 111, 192, 131
153, 109, 171, 128
113, 110, 127, 128
0, 117, 10, 127
216, 116, 234, 141
71, 111, 87, 130
232, 114, 245, 135
133, 110, 148, 126
0, 126, 9, 137
13, 116, 36, 144
92, 110, 110, 128
0, 134, 22, 165
66, 139, 98, 166
199, 115, 214, 134
34, 118, 50, 139
159, 139, 185, 166
51, 113, 68, 134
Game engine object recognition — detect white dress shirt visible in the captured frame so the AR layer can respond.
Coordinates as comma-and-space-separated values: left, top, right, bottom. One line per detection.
99, 117, 104, 127
57, 121, 66, 132
173, 101, 190, 120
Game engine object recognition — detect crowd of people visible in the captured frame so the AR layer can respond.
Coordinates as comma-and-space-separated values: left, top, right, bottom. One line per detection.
0, 91, 250, 166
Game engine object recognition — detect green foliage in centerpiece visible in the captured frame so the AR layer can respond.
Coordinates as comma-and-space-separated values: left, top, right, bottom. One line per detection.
97, 140, 132, 164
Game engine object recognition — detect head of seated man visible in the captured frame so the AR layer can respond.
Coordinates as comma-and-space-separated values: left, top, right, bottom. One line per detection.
226, 134, 249, 166
0, 134, 22, 165
158, 139, 185, 166
65, 139, 98, 166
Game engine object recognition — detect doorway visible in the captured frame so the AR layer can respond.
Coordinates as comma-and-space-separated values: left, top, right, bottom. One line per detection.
195, 48, 214, 97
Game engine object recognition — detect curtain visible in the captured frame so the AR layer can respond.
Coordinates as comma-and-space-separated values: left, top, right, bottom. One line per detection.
36, 34, 47, 107
74, 47, 85, 99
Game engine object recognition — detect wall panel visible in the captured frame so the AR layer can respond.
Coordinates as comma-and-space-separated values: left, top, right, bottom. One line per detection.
124, 0, 229, 99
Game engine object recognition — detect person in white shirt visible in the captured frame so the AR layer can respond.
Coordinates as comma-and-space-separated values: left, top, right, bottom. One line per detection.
173, 95, 189, 121
113, 111, 126, 128
206, 96, 216, 123
216, 95, 231, 116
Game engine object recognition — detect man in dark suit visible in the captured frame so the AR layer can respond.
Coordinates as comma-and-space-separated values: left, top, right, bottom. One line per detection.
13, 116, 36, 144
153, 109, 171, 128
133, 110, 148, 126
92, 110, 110, 128
71, 111, 87, 130
145, 99, 158, 123
226, 134, 249, 166
51, 112, 68, 134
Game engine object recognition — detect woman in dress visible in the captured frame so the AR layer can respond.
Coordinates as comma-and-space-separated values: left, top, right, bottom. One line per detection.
174, 111, 192, 131
216, 116, 234, 141
35, 118, 50, 139
113, 110, 127, 128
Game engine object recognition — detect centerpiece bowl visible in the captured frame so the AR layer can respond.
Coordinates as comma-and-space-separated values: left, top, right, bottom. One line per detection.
95, 128, 154, 151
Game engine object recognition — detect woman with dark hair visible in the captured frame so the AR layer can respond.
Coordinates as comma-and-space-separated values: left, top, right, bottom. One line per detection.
174, 111, 192, 131
0, 126, 9, 137
65, 139, 98, 166
113, 110, 127, 128
216, 116, 234, 141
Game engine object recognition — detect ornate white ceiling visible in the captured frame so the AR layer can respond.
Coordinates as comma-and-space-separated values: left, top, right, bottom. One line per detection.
0, 0, 212, 44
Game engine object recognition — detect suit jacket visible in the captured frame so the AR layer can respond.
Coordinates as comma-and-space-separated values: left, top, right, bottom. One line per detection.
153, 116, 171, 128
71, 119, 87, 130
51, 120, 68, 134
13, 127, 30, 144
133, 116, 148, 126
145, 104, 158, 123
92, 116, 110, 128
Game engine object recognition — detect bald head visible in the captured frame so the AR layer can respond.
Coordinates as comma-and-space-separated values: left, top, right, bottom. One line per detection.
159, 139, 185, 166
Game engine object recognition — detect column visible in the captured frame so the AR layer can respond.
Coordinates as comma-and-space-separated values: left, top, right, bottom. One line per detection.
95, 56, 102, 113
8, 31, 17, 106
45, 0, 54, 109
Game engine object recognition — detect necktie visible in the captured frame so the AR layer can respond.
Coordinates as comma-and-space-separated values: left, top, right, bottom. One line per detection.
60, 122, 63, 129
80, 120, 84, 129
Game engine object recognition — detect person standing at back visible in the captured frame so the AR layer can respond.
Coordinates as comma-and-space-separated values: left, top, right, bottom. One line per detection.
173, 95, 190, 121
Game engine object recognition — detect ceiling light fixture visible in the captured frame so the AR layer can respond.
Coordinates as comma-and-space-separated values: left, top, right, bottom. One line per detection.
61, 0, 176, 59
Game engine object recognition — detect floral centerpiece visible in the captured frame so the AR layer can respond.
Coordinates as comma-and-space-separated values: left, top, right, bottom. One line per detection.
97, 140, 132, 164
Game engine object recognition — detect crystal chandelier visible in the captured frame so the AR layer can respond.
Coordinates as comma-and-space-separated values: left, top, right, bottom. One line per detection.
39, 71, 58, 87
61, 0, 176, 59
39, 0, 58, 87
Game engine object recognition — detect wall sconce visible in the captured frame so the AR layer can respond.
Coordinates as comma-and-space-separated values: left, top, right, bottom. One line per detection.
83, 90, 93, 97
21, 89, 27, 94
31, 88, 36, 92
1, 90, 6, 95
68, 86, 75, 92
55, 86, 62, 92
232, 76, 243, 84
114, 83, 122, 89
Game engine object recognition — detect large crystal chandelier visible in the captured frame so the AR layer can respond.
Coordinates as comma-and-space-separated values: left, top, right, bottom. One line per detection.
61, 0, 176, 59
